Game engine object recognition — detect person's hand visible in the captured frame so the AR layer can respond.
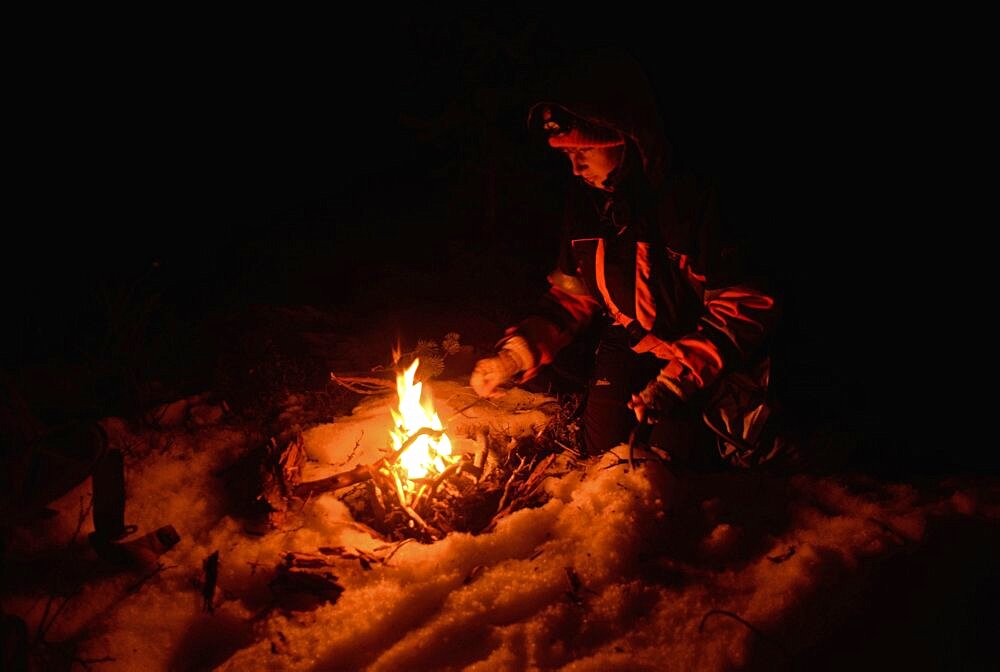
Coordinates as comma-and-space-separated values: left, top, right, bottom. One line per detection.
628, 380, 679, 424
470, 350, 522, 397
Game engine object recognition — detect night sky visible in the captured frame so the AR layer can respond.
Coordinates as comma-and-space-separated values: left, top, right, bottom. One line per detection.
5, 12, 973, 471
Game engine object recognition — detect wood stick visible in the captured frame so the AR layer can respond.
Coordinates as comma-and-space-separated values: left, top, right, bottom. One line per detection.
391, 470, 435, 534
329, 373, 395, 394
389, 427, 444, 462
415, 460, 464, 514
293, 464, 373, 498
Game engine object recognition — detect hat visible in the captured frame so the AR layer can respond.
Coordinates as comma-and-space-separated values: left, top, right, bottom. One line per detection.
540, 106, 624, 148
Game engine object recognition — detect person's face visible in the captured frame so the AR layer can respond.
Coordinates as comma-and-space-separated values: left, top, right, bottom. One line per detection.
560, 145, 624, 191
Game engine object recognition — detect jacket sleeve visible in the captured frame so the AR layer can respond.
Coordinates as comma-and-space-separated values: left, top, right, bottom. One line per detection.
635, 285, 776, 400
501, 268, 602, 381
635, 177, 777, 400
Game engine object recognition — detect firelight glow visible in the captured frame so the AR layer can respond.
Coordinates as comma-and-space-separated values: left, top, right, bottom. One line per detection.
390, 358, 454, 484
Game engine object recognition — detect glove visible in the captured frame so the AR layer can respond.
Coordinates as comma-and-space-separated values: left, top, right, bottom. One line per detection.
470, 349, 524, 397
627, 379, 680, 424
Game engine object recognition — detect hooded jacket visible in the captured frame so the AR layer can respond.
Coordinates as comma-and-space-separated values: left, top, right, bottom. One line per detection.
504, 53, 775, 406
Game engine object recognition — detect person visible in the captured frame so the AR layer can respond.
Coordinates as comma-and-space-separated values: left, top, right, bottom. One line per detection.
470, 53, 786, 469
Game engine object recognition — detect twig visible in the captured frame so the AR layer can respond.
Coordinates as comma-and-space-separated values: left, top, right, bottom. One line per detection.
74, 655, 116, 670
125, 563, 177, 595
34, 593, 75, 647
375, 538, 415, 564
354, 547, 380, 567
518, 454, 557, 497
474, 435, 490, 470
428, 461, 464, 496
411, 482, 430, 511
412, 458, 466, 513
603, 457, 650, 471
496, 456, 528, 514
328, 520, 386, 540
443, 396, 488, 422
329, 373, 394, 395
31, 565, 175, 658
69, 494, 95, 548
341, 432, 364, 466
866, 517, 912, 546
554, 439, 580, 458
297, 489, 315, 514
389, 427, 444, 462
490, 454, 557, 527
699, 609, 789, 660
390, 470, 435, 534
293, 464, 373, 498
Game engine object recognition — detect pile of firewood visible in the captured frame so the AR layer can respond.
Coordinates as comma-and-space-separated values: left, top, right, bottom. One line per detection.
336, 434, 569, 541
255, 392, 582, 542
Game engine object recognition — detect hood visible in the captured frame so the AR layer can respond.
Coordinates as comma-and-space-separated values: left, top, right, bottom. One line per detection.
528, 50, 671, 188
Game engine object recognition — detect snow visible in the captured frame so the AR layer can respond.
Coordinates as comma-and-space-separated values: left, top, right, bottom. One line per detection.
3, 383, 998, 671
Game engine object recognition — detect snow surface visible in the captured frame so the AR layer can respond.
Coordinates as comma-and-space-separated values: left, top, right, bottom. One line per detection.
3, 385, 998, 671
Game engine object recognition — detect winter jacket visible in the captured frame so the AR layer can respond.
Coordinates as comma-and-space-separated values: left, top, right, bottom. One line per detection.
504, 54, 776, 410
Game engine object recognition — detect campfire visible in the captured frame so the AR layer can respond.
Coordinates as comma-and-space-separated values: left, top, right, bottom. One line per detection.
378, 357, 466, 533
389, 358, 458, 497
289, 342, 572, 542
292, 354, 485, 539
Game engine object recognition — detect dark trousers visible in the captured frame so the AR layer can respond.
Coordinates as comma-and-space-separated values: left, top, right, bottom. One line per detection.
581, 325, 719, 468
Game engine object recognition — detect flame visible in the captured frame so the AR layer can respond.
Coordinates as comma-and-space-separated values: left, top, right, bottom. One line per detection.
390, 358, 454, 487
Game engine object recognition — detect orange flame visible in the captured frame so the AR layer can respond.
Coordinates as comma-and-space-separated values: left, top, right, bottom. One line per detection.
390, 358, 455, 488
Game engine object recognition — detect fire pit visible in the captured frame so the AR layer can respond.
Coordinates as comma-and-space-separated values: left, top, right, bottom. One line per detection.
290, 352, 574, 541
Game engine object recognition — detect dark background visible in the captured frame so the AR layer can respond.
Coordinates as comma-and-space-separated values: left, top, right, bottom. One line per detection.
3, 11, 973, 471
